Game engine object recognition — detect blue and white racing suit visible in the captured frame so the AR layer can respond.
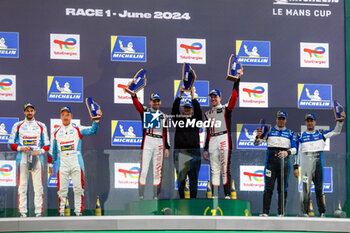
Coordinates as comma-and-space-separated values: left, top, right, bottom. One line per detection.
8, 119, 50, 215
255, 125, 297, 215
48, 121, 99, 215
295, 121, 343, 215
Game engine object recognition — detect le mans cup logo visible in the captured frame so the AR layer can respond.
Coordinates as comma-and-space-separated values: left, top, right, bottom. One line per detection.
50, 33, 80, 60
114, 78, 144, 104
240, 165, 265, 191
236, 40, 271, 66
0, 160, 16, 186
0, 118, 19, 143
298, 84, 332, 109
47, 76, 83, 102
300, 42, 329, 68
111, 36, 146, 62
174, 80, 209, 106
0, 75, 16, 101
236, 124, 268, 150
114, 163, 140, 189
239, 82, 268, 108
111, 120, 142, 146
177, 38, 206, 64
0, 32, 19, 58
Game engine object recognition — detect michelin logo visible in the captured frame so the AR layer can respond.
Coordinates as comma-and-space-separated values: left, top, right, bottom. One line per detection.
111, 36, 146, 62
0, 123, 8, 134
0, 32, 19, 58
236, 40, 271, 66
298, 84, 332, 109
236, 124, 268, 149
47, 76, 83, 102
0, 118, 19, 143
112, 120, 142, 146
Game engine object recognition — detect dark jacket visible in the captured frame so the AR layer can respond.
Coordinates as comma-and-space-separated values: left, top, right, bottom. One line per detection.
171, 97, 202, 149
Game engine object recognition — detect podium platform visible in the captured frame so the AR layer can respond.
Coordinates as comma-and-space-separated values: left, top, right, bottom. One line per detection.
125, 199, 251, 216
1, 215, 350, 232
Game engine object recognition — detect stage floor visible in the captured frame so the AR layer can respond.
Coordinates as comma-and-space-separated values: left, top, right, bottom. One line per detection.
1, 216, 350, 232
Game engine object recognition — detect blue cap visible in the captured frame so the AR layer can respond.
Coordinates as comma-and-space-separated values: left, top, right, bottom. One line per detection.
305, 113, 316, 120
60, 106, 72, 113
182, 99, 193, 108
24, 103, 35, 110
209, 89, 221, 97
150, 93, 161, 101
277, 110, 288, 119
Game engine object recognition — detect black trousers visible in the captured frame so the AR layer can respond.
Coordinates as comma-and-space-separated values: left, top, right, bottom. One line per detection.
174, 149, 201, 198
263, 149, 290, 215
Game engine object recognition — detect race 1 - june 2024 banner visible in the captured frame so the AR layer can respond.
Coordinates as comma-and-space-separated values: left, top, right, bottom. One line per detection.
0, 0, 346, 153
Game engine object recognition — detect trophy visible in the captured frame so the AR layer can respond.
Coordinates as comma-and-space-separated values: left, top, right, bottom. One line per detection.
85, 97, 101, 121
258, 119, 269, 141
226, 54, 243, 82
27, 148, 37, 172
181, 63, 197, 92
125, 69, 147, 95
333, 100, 345, 121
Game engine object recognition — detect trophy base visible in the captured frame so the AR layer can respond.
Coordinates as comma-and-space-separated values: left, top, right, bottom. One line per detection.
226, 75, 240, 82
27, 156, 38, 172
125, 88, 137, 95
91, 116, 102, 121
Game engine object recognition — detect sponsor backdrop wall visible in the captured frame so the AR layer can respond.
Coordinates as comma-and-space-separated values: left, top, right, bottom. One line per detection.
0, 0, 347, 215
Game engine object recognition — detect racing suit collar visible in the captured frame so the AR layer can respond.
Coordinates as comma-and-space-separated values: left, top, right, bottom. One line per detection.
305, 129, 316, 134
150, 107, 159, 112
24, 118, 35, 123
62, 123, 73, 129
274, 125, 286, 131
213, 104, 223, 109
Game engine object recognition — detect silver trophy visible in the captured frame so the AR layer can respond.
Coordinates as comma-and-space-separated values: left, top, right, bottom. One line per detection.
227, 54, 243, 82
27, 148, 37, 172
85, 97, 101, 121
182, 63, 197, 92
333, 100, 345, 121
126, 69, 147, 95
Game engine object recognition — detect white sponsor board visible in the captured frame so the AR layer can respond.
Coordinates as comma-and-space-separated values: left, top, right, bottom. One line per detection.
300, 42, 329, 68
114, 163, 140, 189
240, 165, 265, 191
114, 78, 144, 104
177, 38, 206, 64
0, 160, 16, 186
239, 82, 268, 108
50, 33, 80, 60
0, 75, 16, 101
